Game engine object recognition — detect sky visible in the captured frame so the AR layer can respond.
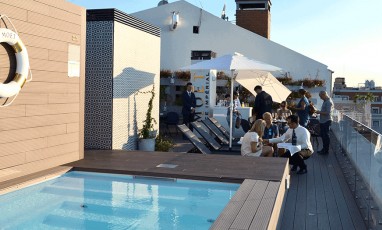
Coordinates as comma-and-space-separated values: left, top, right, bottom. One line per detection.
68, 0, 382, 87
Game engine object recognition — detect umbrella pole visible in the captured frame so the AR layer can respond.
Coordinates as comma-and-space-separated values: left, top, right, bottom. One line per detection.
229, 70, 234, 150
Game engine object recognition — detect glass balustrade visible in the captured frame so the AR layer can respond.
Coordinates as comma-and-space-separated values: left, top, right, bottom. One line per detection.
332, 110, 382, 228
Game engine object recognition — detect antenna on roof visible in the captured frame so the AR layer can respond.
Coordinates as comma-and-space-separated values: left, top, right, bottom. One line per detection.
221, 3, 229, 21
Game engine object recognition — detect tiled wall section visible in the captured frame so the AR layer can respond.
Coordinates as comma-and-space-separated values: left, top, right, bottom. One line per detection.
112, 22, 160, 150
84, 21, 113, 149
0, 0, 85, 182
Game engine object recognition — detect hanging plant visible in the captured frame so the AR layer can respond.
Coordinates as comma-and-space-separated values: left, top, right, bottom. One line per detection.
160, 69, 172, 78
217, 71, 229, 80
276, 76, 325, 88
174, 70, 191, 81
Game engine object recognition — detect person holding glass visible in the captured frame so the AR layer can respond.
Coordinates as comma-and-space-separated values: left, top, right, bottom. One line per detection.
277, 101, 292, 134
263, 115, 313, 174
241, 119, 273, 157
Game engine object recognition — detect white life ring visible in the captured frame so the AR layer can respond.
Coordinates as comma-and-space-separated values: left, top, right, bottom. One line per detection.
0, 28, 29, 98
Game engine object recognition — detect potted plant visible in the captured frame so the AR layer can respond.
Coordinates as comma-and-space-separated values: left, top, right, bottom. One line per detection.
155, 135, 175, 152
138, 86, 157, 151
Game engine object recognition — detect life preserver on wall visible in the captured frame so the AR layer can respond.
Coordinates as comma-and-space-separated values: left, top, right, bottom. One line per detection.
0, 27, 29, 98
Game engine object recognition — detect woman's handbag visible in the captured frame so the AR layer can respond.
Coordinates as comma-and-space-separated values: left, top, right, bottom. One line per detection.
235, 114, 241, 129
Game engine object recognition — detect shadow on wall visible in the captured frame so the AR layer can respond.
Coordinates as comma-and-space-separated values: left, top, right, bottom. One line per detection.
113, 67, 156, 150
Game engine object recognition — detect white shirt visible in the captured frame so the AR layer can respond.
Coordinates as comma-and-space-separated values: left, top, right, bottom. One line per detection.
269, 125, 313, 152
241, 132, 262, 157
233, 98, 241, 111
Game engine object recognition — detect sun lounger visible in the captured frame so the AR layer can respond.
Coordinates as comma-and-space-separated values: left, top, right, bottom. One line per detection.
191, 121, 222, 151
201, 119, 230, 145
177, 124, 241, 155
177, 124, 212, 154
208, 117, 231, 140
202, 118, 241, 147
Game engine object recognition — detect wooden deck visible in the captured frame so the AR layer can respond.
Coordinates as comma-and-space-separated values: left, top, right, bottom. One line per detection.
280, 139, 366, 230
67, 150, 288, 183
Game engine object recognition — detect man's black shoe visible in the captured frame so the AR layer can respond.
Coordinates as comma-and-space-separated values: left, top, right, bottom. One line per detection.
297, 168, 307, 174
291, 165, 298, 171
317, 150, 328, 155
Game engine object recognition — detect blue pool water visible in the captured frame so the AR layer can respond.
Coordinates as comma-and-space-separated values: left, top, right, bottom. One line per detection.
0, 171, 239, 229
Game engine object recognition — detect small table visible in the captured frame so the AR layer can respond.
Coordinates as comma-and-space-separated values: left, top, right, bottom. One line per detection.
277, 143, 301, 156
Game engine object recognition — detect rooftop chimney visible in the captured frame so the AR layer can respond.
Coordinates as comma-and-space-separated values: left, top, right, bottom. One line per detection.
235, 0, 271, 39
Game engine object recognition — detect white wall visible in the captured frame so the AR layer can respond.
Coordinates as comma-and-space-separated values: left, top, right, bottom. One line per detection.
113, 22, 160, 150
132, 0, 332, 94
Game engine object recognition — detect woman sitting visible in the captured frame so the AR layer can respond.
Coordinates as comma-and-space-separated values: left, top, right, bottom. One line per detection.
241, 119, 274, 157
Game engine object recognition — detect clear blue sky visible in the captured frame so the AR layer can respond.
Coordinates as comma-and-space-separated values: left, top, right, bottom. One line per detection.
69, 0, 382, 87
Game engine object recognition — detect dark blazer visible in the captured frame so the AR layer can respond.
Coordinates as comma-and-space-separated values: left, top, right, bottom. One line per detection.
253, 91, 273, 120
182, 91, 196, 115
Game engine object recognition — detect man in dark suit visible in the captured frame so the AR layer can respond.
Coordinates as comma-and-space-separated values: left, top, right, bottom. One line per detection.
182, 82, 196, 131
253, 85, 273, 120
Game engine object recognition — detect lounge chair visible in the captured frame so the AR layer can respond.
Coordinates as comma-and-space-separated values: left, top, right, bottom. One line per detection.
191, 121, 223, 151
177, 124, 212, 154
202, 118, 241, 147
177, 124, 240, 155
208, 117, 231, 140
201, 119, 230, 145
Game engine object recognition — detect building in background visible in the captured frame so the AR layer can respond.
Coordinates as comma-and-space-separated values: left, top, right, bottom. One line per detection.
333, 78, 382, 133
132, 0, 333, 119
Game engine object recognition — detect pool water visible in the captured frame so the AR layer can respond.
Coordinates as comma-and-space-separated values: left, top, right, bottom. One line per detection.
0, 171, 239, 229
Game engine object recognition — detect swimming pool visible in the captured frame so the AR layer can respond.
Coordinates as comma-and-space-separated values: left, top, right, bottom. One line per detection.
0, 171, 239, 229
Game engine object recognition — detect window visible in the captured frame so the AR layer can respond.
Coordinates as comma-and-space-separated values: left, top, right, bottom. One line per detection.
193, 26, 199, 34
372, 108, 379, 114
373, 120, 380, 127
191, 50, 214, 60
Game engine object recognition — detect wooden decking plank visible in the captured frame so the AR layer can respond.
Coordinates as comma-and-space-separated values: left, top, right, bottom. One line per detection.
230, 180, 267, 229
210, 200, 245, 230
230, 199, 262, 230
280, 169, 299, 230
249, 198, 276, 230
231, 179, 256, 202
293, 164, 308, 230
326, 153, 356, 230
313, 154, 330, 230
331, 154, 366, 230
69, 150, 288, 182
306, 156, 318, 230
319, 154, 342, 229
247, 180, 268, 200
262, 181, 280, 199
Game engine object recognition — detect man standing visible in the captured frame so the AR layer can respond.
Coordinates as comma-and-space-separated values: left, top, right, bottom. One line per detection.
264, 115, 313, 174
253, 85, 273, 120
315, 91, 334, 155
182, 82, 196, 131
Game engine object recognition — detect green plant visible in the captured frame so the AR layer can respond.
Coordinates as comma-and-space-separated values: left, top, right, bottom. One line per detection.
138, 86, 157, 139
155, 135, 175, 152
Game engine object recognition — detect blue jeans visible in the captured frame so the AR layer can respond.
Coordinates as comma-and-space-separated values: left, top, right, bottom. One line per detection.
226, 112, 238, 137
320, 120, 332, 152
